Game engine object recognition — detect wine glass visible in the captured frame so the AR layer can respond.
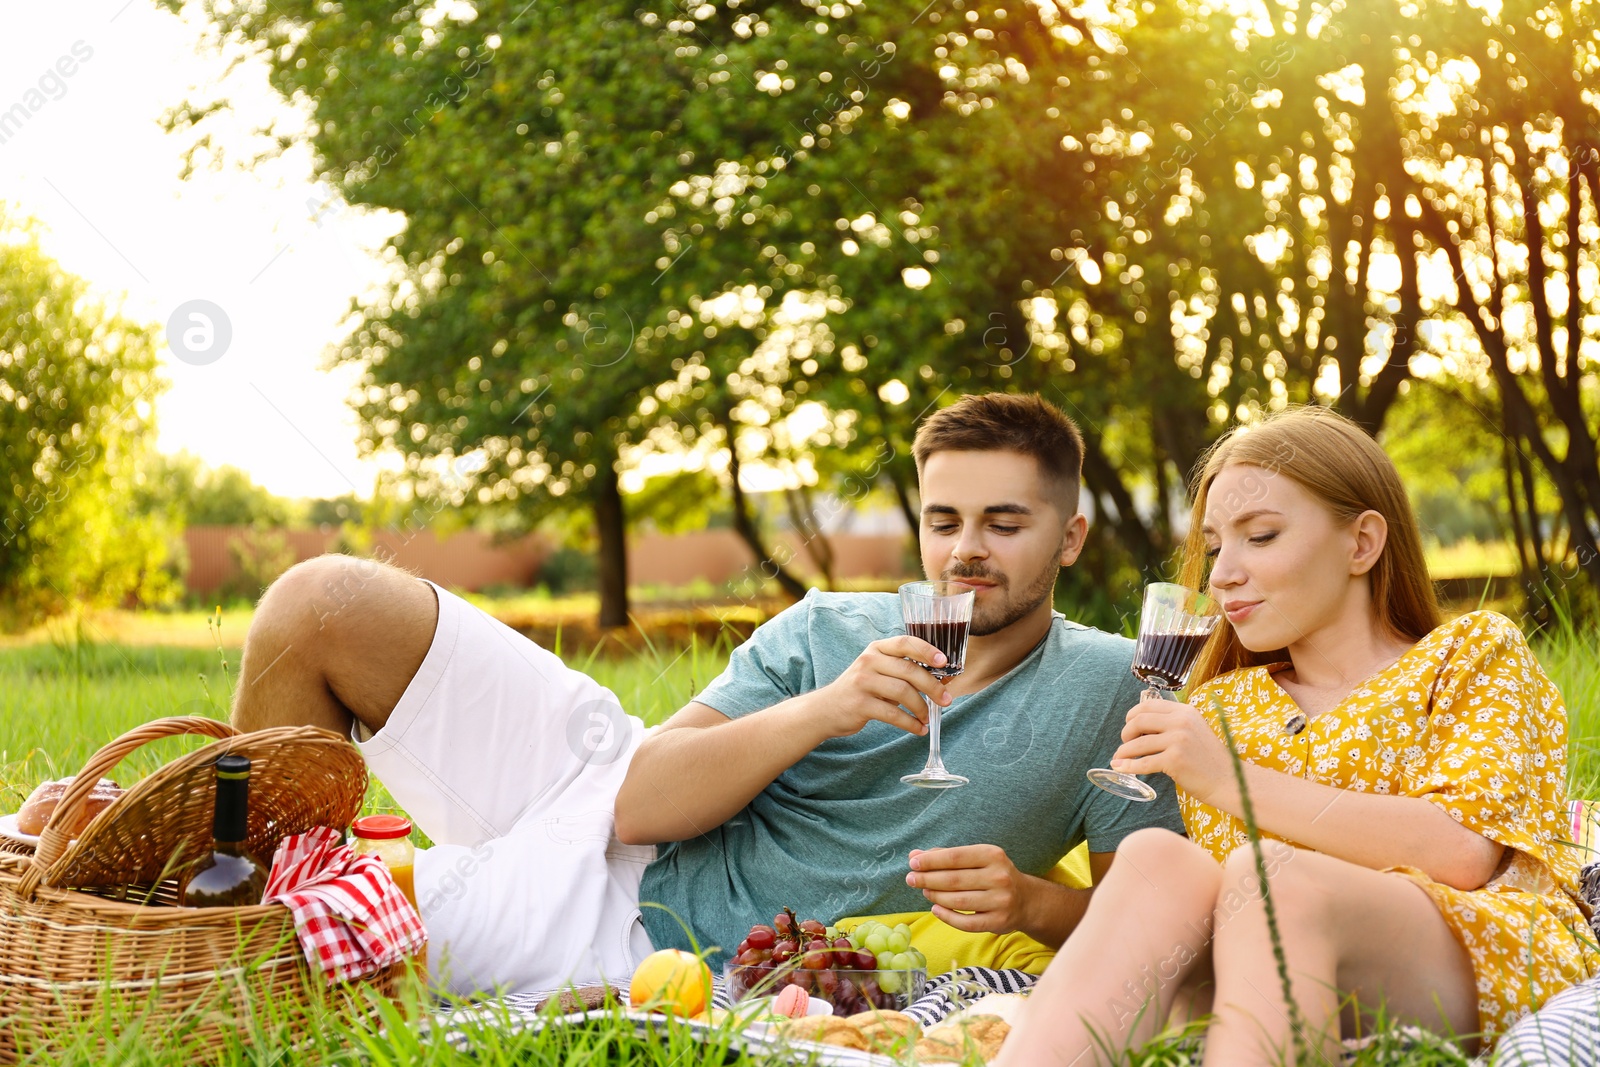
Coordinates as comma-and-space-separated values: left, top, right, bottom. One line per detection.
1086, 582, 1221, 802
899, 580, 976, 789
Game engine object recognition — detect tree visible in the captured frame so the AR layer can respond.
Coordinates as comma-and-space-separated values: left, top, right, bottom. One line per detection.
169, 0, 750, 625
139, 451, 299, 527
175, 0, 1596, 623
0, 210, 175, 628
946, 0, 1600, 610
171, 0, 965, 619
1401, 0, 1600, 605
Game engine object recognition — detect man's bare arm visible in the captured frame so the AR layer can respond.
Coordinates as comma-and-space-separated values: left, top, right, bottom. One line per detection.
1013, 850, 1116, 947
614, 698, 832, 845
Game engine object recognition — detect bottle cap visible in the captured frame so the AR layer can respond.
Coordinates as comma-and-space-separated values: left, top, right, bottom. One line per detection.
215, 754, 251, 780
351, 814, 413, 840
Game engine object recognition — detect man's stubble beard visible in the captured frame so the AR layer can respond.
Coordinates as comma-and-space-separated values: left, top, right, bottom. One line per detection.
953, 532, 1067, 638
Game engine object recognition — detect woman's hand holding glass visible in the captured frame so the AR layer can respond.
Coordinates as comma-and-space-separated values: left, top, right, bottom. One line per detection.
1109, 695, 1236, 806
1087, 583, 1220, 801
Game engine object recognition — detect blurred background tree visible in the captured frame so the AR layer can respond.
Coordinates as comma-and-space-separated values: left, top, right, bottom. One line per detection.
0, 210, 177, 629
137, 451, 299, 527
170, 0, 1598, 628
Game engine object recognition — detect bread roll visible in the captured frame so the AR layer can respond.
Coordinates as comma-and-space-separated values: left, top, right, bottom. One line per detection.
959, 1015, 1012, 1060
845, 1008, 919, 1036
914, 1028, 968, 1063
846, 1009, 921, 1053
917, 1015, 1012, 1063
15, 777, 122, 836
532, 984, 618, 1014
944, 992, 1030, 1027
773, 1016, 868, 1050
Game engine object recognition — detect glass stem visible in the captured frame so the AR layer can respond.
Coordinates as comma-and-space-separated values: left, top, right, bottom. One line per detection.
924, 693, 946, 772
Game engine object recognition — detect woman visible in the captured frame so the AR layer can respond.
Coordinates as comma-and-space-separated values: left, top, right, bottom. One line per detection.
995, 406, 1596, 1065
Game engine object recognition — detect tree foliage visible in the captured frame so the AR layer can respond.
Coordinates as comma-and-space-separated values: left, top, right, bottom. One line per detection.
137, 451, 300, 527
0, 211, 175, 628
173, 0, 1600, 622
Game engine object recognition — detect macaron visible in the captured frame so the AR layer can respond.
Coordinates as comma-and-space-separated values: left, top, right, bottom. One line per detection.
773, 983, 809, 1019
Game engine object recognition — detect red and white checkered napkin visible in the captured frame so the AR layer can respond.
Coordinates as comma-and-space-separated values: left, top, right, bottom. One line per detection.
264, 826, 427, 982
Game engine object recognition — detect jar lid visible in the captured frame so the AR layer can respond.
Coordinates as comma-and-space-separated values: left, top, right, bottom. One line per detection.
351, 814, 413, 840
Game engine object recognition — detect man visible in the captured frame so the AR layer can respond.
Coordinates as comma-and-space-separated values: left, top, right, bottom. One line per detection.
232, 392, 1182, 994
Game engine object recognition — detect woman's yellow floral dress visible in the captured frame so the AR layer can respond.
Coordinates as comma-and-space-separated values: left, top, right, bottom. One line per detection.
1178, 610, 1598, 1042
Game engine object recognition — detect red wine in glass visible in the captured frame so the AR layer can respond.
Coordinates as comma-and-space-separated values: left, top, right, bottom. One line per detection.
1131, 630, 1214, 690
899, 581, 975, 789
905, 619, 969, 680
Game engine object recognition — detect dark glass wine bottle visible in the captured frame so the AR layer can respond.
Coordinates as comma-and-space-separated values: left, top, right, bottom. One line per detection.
179, 754, 269, 908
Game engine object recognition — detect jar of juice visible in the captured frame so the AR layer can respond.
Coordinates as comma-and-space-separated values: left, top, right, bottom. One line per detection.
351, 815, 426, 976
351, 815, 417, 907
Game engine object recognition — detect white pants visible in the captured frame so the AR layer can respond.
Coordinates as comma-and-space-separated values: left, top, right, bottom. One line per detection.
351, 581, 657, 995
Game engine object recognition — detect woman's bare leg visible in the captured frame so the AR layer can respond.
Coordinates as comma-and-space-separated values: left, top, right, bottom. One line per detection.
1204, 842, 1479, 1066
995, 828, 1223, 1066
230, 554, 438, 737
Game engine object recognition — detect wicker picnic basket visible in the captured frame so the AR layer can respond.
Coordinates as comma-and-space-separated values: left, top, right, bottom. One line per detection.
0, 716, 410, 1062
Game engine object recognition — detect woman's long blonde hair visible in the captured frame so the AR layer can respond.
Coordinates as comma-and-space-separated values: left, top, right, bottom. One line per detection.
1179, 405, 1441, 688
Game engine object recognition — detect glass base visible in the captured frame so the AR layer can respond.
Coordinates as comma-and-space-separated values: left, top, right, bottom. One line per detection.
1086, 767, 1157, 803
901, 770, 969, 789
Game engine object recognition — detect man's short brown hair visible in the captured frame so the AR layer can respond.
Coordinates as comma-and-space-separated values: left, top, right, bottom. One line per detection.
912, 393, 1085, 516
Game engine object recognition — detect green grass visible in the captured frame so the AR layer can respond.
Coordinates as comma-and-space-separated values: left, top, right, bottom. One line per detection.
1, 613, 1597, 1065
10, 978, 784, 1065
0, 620, 734, 825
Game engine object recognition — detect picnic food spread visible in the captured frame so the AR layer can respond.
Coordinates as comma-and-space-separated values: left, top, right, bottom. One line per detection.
15, 776, 123, 836
623, 905, 1021, 1061
7, 716, 1026, 1064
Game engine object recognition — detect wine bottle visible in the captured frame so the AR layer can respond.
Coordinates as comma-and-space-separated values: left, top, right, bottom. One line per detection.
179, 754, 269, 908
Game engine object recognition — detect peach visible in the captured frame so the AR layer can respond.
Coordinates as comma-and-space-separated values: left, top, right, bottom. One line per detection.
629, 949, 713, 1017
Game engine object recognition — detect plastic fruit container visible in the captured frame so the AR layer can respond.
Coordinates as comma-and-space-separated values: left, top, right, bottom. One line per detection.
723, 961, 928, 1015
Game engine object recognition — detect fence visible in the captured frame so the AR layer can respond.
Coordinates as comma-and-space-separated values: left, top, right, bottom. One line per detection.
182, 527, 549, 596
181, 526, 913, 597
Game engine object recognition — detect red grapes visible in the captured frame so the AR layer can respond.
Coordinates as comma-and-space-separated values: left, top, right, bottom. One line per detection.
724, 909, 926, 1015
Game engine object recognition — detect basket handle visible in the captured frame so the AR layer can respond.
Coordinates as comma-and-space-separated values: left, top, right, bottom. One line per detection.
21, 716, 241, 898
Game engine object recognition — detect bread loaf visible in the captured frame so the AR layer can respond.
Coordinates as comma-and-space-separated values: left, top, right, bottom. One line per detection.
15, 777, 123, 836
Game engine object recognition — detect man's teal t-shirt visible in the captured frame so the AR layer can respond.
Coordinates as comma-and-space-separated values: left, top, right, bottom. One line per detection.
637, 590, 1185, 964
